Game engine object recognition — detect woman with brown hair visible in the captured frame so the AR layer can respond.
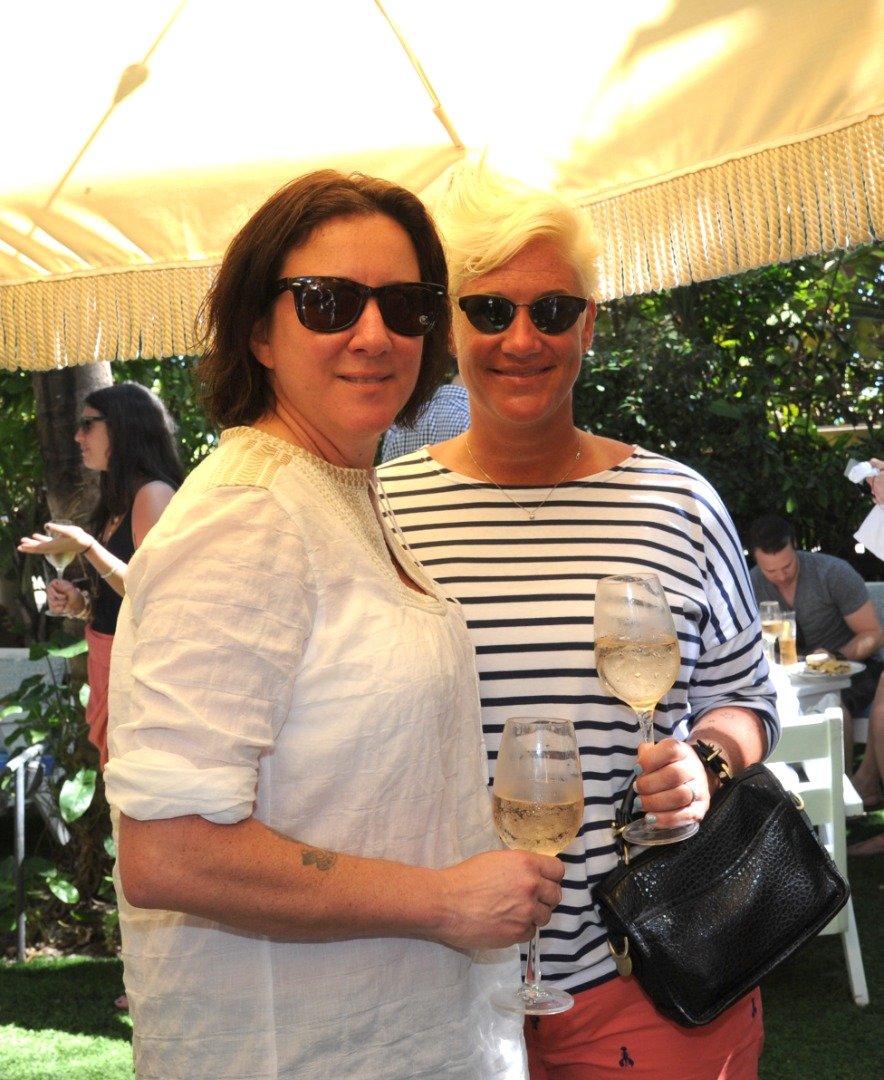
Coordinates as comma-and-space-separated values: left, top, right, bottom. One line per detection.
102, 171, 560, 1079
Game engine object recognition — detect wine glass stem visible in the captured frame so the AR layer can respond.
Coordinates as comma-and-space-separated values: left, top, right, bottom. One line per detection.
525, 924, 542, 990
635, 708, 656, 743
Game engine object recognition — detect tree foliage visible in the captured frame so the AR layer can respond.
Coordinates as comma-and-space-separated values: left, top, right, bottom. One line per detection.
578, 244, 883, 574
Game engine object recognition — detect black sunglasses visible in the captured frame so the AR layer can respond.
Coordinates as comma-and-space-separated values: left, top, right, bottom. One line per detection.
458, 294, 588, 335
77, 415, 108, 433
273, 277, 446, 337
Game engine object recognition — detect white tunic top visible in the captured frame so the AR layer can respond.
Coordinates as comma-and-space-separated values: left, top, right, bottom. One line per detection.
105, 427, 525, 1080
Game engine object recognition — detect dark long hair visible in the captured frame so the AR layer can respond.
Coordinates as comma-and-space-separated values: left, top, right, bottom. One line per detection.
197, 169, 451, 429
84, 382, 185, 532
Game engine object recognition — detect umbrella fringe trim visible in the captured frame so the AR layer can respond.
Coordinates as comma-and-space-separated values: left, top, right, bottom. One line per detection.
0, 264, 216, 371
588, 112, 883, 301
1, 113, 882, 368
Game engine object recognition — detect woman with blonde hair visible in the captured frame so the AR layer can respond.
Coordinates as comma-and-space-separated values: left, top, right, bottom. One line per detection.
379, 166, 778, 1078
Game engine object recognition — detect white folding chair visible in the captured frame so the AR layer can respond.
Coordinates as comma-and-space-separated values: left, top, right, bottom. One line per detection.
766, 707, 869, 1006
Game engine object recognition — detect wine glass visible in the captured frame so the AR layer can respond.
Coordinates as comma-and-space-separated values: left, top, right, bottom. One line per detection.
594, 573, 697, 846
43, 520, 75, 617
758, 600, 783, 664
490, 716, 583, 1015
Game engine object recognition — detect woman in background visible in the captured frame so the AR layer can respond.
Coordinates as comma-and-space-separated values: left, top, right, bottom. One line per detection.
19, 381, 184, 769
850, 456, 884, 852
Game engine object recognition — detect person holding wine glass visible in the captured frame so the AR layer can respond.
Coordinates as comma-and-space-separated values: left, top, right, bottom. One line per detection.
378, 165, 778, 1077
18, 382, 184, 771
101, 171, 563, 1080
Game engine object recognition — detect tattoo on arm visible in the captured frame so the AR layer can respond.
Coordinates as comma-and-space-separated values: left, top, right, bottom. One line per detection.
302, 848, 337, 872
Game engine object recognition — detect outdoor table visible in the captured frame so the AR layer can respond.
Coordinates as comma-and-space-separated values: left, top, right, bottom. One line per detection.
770, 661, 853, 721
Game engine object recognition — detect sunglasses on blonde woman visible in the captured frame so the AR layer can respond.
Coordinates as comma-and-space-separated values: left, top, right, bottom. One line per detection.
273, 276, 446, 336
458, 294, 587, 335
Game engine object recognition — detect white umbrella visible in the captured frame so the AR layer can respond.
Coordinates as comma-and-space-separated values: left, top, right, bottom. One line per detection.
1, 0, 882, 369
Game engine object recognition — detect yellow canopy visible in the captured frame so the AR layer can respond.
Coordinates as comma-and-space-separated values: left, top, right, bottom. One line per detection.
1, 0, 882, 369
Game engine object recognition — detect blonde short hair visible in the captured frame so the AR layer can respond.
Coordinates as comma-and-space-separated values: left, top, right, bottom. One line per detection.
436, 164, 600, 299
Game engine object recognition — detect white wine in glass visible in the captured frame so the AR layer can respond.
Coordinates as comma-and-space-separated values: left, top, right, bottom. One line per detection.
594, 573, 697, 846
491, 716, 583, 1016
758, 600, 783, 663
44, 520, 76, 618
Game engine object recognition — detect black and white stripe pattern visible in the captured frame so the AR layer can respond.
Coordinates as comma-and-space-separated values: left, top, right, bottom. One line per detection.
378, 446, 778, 996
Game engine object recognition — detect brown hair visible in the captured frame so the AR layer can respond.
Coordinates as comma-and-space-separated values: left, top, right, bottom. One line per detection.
197, 170, 451, 429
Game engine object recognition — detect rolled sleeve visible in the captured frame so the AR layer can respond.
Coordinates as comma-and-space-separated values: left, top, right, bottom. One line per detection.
105, 749, 256, 823
106, 485, 311, 824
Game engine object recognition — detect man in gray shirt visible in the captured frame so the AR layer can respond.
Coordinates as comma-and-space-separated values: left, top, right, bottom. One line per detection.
747, 514, 883, 772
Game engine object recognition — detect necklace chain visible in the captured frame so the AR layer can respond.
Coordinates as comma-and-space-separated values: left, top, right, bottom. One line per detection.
464, 436, 582, 520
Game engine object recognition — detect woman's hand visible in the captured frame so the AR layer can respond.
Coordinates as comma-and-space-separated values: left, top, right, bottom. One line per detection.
46, 578, 85, 616
18, 522, 93, 556
433, 849, 564, 950
633, 737, 710, 829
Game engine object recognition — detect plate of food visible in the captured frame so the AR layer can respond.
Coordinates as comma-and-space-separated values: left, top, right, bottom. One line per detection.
786, 655, 864, 680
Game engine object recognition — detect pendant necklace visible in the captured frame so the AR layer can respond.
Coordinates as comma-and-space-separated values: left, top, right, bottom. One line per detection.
464, 435, 582, 520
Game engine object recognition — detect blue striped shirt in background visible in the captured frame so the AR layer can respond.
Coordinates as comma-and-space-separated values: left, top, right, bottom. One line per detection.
380, 384, 470, 462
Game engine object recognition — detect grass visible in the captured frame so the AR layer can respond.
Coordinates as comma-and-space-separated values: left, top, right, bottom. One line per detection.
0, 817, 880, 1078
0, 956, 132, 1079
758, 810, 883, 1079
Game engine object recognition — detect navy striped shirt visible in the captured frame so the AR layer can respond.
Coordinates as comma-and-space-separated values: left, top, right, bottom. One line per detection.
377, 445, 778, 996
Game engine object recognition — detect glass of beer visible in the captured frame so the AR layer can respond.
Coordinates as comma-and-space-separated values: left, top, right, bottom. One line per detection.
778, 611, 798, 667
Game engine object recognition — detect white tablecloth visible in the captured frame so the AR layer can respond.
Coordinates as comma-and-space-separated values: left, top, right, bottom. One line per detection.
770, 663, 850, 721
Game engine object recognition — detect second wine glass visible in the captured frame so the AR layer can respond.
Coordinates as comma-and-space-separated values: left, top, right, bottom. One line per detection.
44, 520, 76, 618
491, 716, 583, 1015
758, 600, 783, 665
594, 573, 698, 846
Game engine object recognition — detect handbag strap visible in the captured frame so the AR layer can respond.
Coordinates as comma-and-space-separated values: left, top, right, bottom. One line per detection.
611, 741, 734, 861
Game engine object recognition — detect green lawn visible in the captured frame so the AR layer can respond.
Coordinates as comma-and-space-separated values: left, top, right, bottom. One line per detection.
0, 956, 132, 1079
759, 812, 883, 1079
1, 817, 881, 1078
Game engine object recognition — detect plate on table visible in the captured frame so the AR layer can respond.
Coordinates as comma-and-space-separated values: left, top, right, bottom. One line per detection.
785, 660, 864, 681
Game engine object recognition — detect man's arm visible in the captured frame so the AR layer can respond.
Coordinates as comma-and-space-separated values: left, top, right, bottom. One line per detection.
827, 599, 883, 661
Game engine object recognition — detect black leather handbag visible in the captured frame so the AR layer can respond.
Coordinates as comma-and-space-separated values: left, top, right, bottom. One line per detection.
592, 760, 849, 1027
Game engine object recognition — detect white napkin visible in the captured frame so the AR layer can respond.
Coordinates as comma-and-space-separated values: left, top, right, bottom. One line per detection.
845, 459, 879, 484
845, 459, 883, 561
855, 504, 884, 562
